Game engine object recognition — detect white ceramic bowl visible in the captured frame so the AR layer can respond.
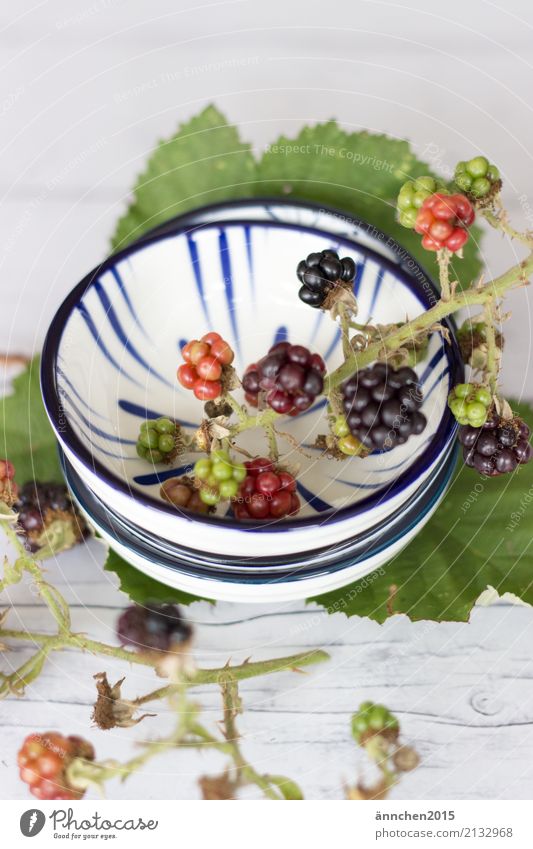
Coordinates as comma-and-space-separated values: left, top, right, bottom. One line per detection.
42, 199, 462, 559
64, 441, 457, 603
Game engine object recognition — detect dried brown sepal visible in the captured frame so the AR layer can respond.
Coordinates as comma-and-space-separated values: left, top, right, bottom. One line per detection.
92, 672, 155, 730
466, 179, 502, 210
345, 777, 390, 801
322, 281, 358, 317
358, 726, 400, 747
194, 418, 231, 453
220, 364, 240, 394
199, 770, 237, 800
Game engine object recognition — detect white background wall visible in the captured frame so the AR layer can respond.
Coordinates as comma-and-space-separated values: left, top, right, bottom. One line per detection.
1, 0, 533, 801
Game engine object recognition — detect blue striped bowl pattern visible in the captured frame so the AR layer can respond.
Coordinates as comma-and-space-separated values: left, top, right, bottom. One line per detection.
42, 200, 462, 558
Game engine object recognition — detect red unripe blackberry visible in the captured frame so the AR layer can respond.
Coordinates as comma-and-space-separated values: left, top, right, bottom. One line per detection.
18, 732, 94, 800
233, 459, 300, 521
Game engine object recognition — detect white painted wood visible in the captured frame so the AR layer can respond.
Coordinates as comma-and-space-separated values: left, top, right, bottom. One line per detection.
1, 0, 533, 801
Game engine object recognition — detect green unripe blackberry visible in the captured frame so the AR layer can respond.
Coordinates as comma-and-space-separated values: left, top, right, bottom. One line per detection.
136, 417, 180, 464
193, 450, 247, 506
454, 157, 501, 202
351, 701, 400, 744
448, 383, 492, 428
396, 176, 445, 229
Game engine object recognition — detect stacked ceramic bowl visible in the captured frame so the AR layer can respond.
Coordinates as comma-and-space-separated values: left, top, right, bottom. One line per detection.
41, 199, 462, 603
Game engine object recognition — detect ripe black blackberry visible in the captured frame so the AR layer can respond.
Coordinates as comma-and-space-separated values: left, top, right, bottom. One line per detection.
341, 364, 427, 451
296, 249, 356, 308
16, 481, 87, 551
458, 414, 532, 476
117, 604, 192, 653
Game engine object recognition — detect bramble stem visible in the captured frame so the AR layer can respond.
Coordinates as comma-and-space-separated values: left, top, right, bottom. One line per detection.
484, 300, 500, 395
324, 249, 533, 393
222, 393, 247, 423
0, 626, 329, 689
483, 208, 533, 248
437, 249, 452, 301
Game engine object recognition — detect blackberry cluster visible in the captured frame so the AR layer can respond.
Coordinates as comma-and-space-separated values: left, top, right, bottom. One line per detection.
136, 417, 179, 464
16, 481, 86, 552
459, 415, 532, 476
341, 364, 427, 451
233, 457, 300, 520
396, 175, 445, 229
18, 732, 94, 800
193, 450, 247, 505
414, 192, 475, 253
448, 383, 492, 428
351, 701, 400, 745
243, 342, 326, 415
454, 156, 501, 201
160, 476, 212, 515
296, 249, 356, 308
117, 604, 192, 653
177, 332, 235, 401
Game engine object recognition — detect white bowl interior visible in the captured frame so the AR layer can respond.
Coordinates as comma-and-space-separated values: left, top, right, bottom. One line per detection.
53, 216, 454, 526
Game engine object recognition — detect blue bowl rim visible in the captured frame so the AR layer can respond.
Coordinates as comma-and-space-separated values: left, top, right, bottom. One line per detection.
41, 196, 463, 532
60, 438, 457, 572
62, 443, 458, 585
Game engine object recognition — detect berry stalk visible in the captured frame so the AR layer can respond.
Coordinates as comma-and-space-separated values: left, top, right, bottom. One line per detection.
324, 247, 533, 394
0, 626, 329, 687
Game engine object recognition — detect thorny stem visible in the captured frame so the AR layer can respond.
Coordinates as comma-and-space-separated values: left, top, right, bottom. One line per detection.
437, 248, 452, 301
339, 304, 352, 358
484, 299, 500, 396
221, 393, 247, 423
265, 422, 279, 461
2, 520, 70, 633
483, 208, 533, 248
0, 625, 329, 689
324, 248, 533, 393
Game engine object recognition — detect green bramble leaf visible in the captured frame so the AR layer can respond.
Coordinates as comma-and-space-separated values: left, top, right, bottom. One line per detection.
0, 356, 62, 485
309, 401, 533, 623
104, 546, 208, 606
111, 105, 256, 250
256, 121, 482, 290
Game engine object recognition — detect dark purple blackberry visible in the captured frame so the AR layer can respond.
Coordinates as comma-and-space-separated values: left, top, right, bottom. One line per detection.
341, 364, 427, 450
458, 415, 532, 476
16, 481, 86, 551
243, 342, 326, 415
296, 249, 356, 308
117, 604, 192, 653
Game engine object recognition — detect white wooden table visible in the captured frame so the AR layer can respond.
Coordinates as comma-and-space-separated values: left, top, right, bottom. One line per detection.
1, 0, 533, 800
